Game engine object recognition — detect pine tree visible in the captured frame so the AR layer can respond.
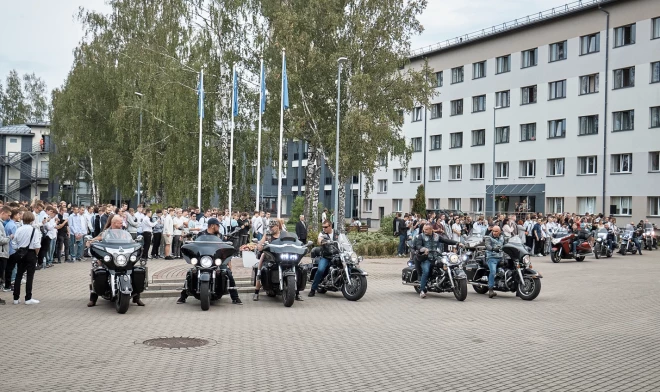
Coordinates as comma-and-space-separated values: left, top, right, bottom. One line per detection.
412, 185, 426, 217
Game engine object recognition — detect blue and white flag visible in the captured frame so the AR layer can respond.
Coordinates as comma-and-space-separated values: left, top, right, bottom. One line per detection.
198, 70, 204, 119
260, 61, 266, 114
232, 67, 239, 117
282, 53, 289, 110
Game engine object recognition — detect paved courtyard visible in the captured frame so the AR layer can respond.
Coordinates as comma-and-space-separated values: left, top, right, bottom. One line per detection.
2, 252, 660, 391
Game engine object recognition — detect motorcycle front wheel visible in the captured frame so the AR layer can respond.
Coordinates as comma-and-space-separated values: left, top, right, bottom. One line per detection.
517, 277, 541, 301
342, 274, 367, 301
283, 275, 295, 307
594, 246, 600, 259
116, 293, 130, 314
453, 279, 468, 301
551, 251, 561, 263
200, 282, 211, 311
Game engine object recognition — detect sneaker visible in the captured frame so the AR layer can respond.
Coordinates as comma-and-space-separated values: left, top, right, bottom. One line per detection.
13, 299, 20, 305
25, 299, 40, 305
164, 256, 174, 260
232, 298, 243, 305
252, 293, 259, 301
308, 290, 316, 297
176, 297, 186, 304
2, 287, 12, 292
295, 294, 304, 301
21, 278, 26, 284
536, 254, 543, 257
419, 291, 426, 299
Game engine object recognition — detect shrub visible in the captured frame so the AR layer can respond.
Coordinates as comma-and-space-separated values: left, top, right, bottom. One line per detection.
379, 214, 396, 237
288, 196, 305, 225
411, 185, 426, 217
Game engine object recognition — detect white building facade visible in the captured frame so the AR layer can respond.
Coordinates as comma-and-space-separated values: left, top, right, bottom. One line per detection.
363, 0, 660, 227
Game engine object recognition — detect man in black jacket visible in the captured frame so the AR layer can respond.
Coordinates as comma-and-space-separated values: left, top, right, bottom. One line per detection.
412, 224, 461, 298
295, 215, 307, 243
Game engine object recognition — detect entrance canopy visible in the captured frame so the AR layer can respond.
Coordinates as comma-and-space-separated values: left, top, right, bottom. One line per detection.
485, 184, 545, 195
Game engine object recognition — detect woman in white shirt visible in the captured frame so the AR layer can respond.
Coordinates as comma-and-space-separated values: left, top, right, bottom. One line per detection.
451, 221, 461, 242
11, 211, 42, 305
45, 206, 58, 268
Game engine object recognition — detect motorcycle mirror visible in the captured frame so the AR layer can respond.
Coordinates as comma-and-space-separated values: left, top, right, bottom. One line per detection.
136, 235, 144, 243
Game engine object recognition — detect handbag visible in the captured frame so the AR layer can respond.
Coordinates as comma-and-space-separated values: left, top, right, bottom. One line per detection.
16, 228, 36, 260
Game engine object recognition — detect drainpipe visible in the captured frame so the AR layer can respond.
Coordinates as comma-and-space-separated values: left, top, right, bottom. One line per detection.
423, 73, 428, 190
599, 6, 609, 216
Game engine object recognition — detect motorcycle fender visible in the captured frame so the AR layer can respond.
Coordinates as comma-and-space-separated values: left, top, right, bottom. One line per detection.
351, 267, 369, 276
199, 272, 211, 282
523, 268, 543, 279
282, 269, 296, 277
116, 275, 133, 295
453, 269, 467, 279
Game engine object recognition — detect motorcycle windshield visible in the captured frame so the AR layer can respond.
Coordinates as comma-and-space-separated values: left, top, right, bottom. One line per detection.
553, 230, 569, 238
101, 229, 135, 243
338, 234, 353, 253
644, 224, 653, 232
267, 236, 307, 255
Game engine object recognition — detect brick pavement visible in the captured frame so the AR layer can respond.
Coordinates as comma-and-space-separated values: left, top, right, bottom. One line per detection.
1, 253, 659, 391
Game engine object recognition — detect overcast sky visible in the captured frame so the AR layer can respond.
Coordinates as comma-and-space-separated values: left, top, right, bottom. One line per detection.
0, 0, 571, 92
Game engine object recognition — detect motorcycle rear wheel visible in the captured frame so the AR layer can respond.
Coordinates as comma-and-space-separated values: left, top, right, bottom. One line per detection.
472, 285, 489, 294
517, 277, 541, 301
453, 279, 468, 301
282, 275, 295, 307
575, 256, 585, 262
200, 282, 210, 311
116, 293, 130, 314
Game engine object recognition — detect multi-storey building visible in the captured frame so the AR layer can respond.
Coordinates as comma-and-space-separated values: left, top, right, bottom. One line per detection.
365, 0, 660, 227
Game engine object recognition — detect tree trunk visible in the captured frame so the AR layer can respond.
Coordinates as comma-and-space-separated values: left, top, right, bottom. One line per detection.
337, 178, 346, 234
88, 150, 98, 205
305, 144, 321, 233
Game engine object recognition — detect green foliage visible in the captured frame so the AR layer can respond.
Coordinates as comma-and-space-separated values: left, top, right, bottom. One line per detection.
347, 231, 398, 256
412, 185, 426, 217
288, 196, 305, 224
379, 213, 397, 237
317, 202, 325, 223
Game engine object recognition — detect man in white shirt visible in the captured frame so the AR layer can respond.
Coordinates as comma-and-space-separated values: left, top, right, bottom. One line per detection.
163, 209, 174, 260
252, 210, 264, 241
172, 210, 184, 258
134, 206, 145, 235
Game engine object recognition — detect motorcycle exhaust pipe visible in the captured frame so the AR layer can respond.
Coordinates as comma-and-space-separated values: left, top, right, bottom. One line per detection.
402, 282, 420, 286
471, 282, 488, 288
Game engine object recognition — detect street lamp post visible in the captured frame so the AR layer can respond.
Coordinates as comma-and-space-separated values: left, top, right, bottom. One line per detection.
135, 92, 143, 207
334, 57, 348, 233
492, 105, 503, 217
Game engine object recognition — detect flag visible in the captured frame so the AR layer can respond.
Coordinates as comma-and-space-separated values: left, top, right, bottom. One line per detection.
282, 53, 289, 109
197, 70, 204, 119
260, 61, 266, 114
232, 67, 239, 117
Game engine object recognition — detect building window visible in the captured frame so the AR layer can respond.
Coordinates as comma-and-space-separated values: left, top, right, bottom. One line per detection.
495, 162, 509, 178
650, 152, 660, 172
410, 167, 421, 182
495, 126, 509, 144
430, 103, 442, 119
393, 199, 402, 213
578, 197, 596, 214
472, 61, 486, 79
611, 153, 633, 174
611, 196, 632, 215
495, 55, 510, 74
471, 163, 485, 180
649, 197, 660, 216
378, 179, 388, 193
580, 73, 599, 95
451, 99, 463, 116
520, 123, 536, 141
429, 134, 442, 151
9, 138, 17, 144
449, 165, 462, 181
614, 24, 636, 47
521, 48, 538, 68
449, 198, 461, 210
435, 71, 443, 87
613, 110, 634, 131
472, 95, 486, 113
364, 199, 372, 212
613, 66, 635, 89
430, 198, 440, 210
549, 80, 566, 100
651, 106, 660, 128
450, 132, 463, 148
393, 169, 403, 182
652, 62, 660, 83
412, 106, 422, 122
579, 115, 599, 135
471, 198, 484, 213
430, 166, 441, 181
549, 41, 567, 62
471, 129, 485, 146
411, 137, 422, 152
547, 197, 564, 214
521, 85, 537, 105
495, 90, 510, 108
548, 158, 565, 176
378, 153, 387, 166
451, 66, 464, 84
578, 156, 598, 175
653, 17, 660, 39
548, 119, 566, 139
580, 32, 600, 55
520, 160, 536, 177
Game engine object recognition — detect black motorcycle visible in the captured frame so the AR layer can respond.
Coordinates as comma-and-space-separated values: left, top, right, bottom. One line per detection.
308, 233, 368, 301
86, 230, 146, 314
642, 223, 657, 250
593, 229, 613, 259
252, 233, 309, 307
401, 248, 470, 301
618, 230, 638, 255
464, 237, 542, 301
180, 234, 236, 311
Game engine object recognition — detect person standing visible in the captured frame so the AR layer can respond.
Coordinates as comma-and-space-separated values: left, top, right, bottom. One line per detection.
252, 211, 264, 241
484, 225, 504, 299
140, 209, 156, 261
163, 208, 174, 260
11, 211, 42, 305
151, 210, 163, 259
44, 207, 58, 267
295, 215, 307, 243
126, 208, 140, 239
0, 206, 11, 304
172, 210, 184, 258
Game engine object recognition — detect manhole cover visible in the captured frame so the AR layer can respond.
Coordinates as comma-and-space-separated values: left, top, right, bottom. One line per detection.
142, 337, 209, 349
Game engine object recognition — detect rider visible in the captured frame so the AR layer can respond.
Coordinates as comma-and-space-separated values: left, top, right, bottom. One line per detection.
631, 222, 643, 255
86, 215, 145, 307
412, 223, 461, 299
253, 219, 303, 302
571, 223, 590, 256
484, 225, 504, 299
176, 218, 242, 305
604, 222, 616, 251
308, 220, 339, 297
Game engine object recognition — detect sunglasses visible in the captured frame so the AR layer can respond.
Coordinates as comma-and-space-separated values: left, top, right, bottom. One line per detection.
322, 225, 330, 229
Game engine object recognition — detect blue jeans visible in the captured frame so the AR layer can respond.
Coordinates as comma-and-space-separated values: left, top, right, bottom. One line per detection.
633, 238, 642, 253
47, 237, 56, 265
487, 258, 500, 289
572, 240, 580, 255
419, 260, 431, 293
398, 234, 407, 255
70, 234, 83, 259
255, 233, 263, 241
311, 257, 330, 290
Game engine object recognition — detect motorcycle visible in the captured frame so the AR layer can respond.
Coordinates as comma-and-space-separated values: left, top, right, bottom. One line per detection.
464, 236, 542, 301
593, 229, 613, 259
180, 233, 236, 311
401, 248, 470, 301
308, 234, 368, 301
550, 229, 593, 262
462, 227, 486, 262
618, 230, 638, 255
642, 223, 657, 250
86, 231, 146, 314
251, 233, 310, 307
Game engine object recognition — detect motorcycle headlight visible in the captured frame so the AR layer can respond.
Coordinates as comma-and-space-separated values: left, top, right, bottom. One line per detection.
103, 255, 112, 262
552, 238, 561, 245
596, 238, 602, 242
115, 254, 128, 267
441, 256, 449, 264
191, 258, 198, 265
522, 254, 531, 267
449, 254, 459, 264
350, 252, 358, 263
357, 256, 363, 264
215, 258, 222, 266
200, 256, 213, 268
130, 255, 137, 262
461, 254, 469, 262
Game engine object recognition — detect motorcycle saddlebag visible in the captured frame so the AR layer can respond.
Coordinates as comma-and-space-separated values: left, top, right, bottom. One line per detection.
296, 267, 307, 292
464, 263, 480, 281
92, 268, 110, 296
401, 266, 418, 283
251, 262, 258, 286
132, 267, 147, 294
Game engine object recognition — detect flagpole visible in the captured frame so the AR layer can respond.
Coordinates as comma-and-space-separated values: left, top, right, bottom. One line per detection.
229, 64, 235, 215
277, 49, 285, 219
256, 56, 263, 213
197, 68, 203, 209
